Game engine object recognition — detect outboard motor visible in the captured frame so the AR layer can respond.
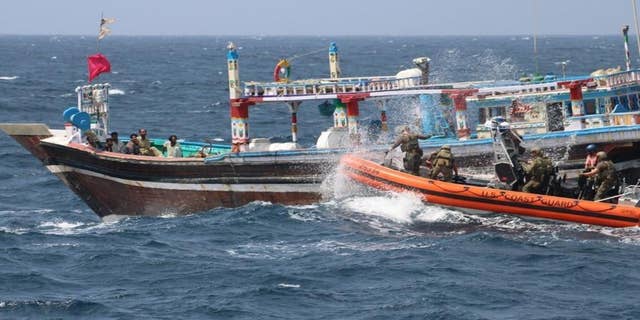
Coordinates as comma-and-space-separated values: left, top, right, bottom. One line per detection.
487, 117, 526, 190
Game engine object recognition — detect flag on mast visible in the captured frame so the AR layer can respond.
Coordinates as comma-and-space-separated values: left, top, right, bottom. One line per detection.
98, 17, 116, 40
87, 53, 111, 82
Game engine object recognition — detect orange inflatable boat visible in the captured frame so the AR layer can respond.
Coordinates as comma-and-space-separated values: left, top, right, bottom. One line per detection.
340, 154, 640, 228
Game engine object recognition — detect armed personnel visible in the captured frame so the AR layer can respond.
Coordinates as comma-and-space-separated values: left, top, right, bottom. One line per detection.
388, 126, 431, 176
580, 151, 618, 201
521, 147, 553, 194
429, 145, 458, 182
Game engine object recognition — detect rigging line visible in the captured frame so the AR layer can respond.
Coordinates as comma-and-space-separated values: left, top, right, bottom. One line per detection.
286, 47, 326, 62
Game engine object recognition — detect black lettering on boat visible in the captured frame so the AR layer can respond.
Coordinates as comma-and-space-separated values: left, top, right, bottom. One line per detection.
504, 193, 538, 204
540, 197, 577, 209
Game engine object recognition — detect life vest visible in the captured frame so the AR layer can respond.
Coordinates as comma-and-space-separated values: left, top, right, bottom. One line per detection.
400, 135, 420, 152
596, 160, 616, 184
585, 154, 597, 169
530, 156, 552, 182
434, 149, 453, 168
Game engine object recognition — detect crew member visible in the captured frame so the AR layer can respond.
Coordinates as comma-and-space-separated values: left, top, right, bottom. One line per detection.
578, 144, 598, 200
430, 145, 458, 182
522, 147, 553, 194
584, 144, 598, 170
580, 151, 618, 201
388, 126, 431, 176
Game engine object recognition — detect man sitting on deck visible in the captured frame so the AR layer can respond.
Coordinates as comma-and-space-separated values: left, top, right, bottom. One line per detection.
137, 128, 162, 157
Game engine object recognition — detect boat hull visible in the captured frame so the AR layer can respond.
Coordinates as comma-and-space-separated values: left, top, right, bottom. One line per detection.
340, 154, 640, 228
48, 164, 321, 217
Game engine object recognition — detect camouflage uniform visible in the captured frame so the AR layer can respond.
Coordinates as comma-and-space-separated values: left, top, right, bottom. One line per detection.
391, 133, 430, 176
522, 155, 553, 194
430, 147, 455, 181
593, 160, 617, 201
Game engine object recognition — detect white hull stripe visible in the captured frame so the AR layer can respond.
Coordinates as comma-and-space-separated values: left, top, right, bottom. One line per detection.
46, 165, 321, 193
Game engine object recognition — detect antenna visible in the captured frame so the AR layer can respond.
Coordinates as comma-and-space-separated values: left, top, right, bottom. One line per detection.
96, 12, 103, 52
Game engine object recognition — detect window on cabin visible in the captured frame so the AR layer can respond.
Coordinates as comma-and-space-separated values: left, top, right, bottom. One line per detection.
564, 101, 573, 117
478, 108, 487, 125
584, 99, 596, 115
619, 95, 629, 109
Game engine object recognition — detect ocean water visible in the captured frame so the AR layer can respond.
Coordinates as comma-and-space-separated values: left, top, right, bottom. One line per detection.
1, 35, 640, 319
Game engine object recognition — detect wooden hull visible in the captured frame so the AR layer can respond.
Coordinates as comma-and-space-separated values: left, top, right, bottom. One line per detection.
38, 141, 335, 217
340, 154, 640, 228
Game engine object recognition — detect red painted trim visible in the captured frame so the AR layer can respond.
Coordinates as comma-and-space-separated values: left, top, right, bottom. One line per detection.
337, 93, 370, 103
346, 100, 360, 117
569, 84, 583, 101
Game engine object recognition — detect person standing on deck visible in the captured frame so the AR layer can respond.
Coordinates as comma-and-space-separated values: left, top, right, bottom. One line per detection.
580, 151, 618, 201
388, 126, 431, 176
137, 128, 162, 157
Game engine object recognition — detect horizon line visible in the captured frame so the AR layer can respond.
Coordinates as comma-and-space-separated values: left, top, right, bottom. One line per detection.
0, 33, 628, 38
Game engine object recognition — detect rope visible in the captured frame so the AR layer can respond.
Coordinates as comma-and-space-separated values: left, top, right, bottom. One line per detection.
286, 47, 326, 62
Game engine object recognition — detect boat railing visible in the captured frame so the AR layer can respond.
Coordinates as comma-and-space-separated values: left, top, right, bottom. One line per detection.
594, 69, 640, 87
243, 75, 424, 97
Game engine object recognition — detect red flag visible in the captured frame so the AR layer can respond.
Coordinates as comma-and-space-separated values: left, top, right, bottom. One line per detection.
87, 53, 111, 82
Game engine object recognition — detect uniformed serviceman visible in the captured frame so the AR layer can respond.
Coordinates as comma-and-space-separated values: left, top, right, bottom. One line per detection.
388, 126, 431, 176
580, 151, 618, 201
521, 147, 553, 194
430, 145, 458, 182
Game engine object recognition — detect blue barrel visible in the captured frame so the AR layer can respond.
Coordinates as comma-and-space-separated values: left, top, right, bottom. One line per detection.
70, 112, 91, 131
62, 107, 80, 122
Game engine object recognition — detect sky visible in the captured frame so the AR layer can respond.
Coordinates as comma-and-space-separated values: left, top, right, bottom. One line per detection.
1, 0, 639, 36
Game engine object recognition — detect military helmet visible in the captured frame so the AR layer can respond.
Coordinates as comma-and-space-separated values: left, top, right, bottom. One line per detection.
498, 121, 511, 133
441, 144, 451, 150
586, 144, 597, 153
530, 146, 542, 155
596, 151, 608, 161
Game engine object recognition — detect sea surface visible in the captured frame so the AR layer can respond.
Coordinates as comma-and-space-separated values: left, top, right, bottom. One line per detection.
1, 35, 640, 319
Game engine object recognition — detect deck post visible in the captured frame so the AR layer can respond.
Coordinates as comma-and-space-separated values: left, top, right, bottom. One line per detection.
227, 42, 241, 100
333, 101, 347, 128
230, 99, 252, 152
346, 100, 360, 144
329, 42, 341, 79
287, 101, 301, 143
376, 100, 388, 131
569, 83, 584, 116
451, 93, 471, 140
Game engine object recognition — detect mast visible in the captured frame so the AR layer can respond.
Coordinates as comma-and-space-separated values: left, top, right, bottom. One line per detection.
96, 12, 103, 52
329, 42, 340, 79
633, 0, 640, 60
624, 25, 632, 71
532, 0, 539, 74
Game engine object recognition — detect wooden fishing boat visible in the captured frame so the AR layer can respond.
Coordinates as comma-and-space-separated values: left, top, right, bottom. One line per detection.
340, 154, 640, 228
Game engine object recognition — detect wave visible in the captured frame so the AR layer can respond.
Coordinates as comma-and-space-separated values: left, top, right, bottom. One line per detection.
109, 88, 125, 95
0, 76, 18, 80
